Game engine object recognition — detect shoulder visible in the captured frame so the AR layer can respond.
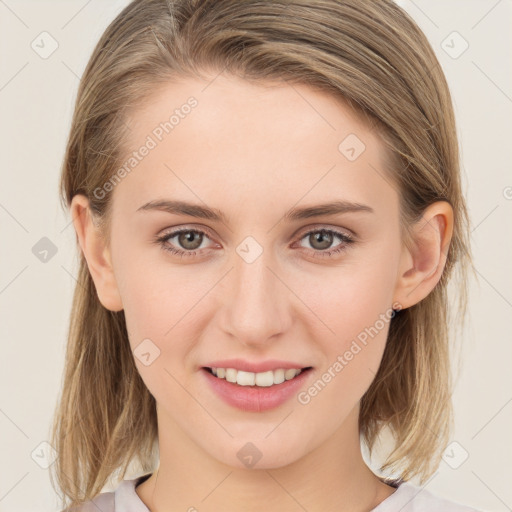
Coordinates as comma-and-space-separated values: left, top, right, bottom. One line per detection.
60, 490, 114, 512
59, 474, 151, 512
373, 481, 484, 512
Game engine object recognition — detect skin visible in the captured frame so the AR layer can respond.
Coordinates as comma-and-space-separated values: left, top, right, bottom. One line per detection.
71, 73, 453, 512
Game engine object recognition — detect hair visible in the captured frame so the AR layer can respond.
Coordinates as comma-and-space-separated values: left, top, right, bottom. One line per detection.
50, 0, 473, 508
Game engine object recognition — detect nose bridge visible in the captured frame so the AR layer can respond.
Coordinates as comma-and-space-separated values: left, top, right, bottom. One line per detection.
220, 241, 289, 343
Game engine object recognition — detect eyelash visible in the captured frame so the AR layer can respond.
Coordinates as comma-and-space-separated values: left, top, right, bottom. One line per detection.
155, 226, 355, 260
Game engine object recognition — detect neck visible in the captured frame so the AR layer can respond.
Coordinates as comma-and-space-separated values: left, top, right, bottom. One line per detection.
136, 404, 396, 512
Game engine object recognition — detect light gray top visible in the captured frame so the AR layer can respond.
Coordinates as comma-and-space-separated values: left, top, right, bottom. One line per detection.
69, 473, 483, 511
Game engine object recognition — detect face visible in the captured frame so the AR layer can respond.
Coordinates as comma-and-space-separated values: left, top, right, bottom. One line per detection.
102, 74, 406, 469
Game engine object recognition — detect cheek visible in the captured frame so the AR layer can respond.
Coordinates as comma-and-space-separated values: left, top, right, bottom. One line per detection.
295, 268, 394, 420
296, 254, 398, 341
114, 239, 201, 338
118, 268, 198, 404
292, 243, 398, 399
115, 254, 207, 386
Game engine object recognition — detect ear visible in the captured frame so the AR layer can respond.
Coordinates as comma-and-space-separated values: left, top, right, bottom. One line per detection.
393, 201, 454, 310
70, 194, 123, 312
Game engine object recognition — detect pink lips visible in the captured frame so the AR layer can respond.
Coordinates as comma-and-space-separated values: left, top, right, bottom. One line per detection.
201, 366, 313, 412
202, 358, 310, 373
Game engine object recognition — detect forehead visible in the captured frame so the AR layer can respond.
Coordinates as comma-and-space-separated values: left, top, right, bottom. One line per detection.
112, 74, 397, 221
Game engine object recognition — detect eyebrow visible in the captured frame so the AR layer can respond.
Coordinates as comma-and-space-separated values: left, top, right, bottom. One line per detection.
136, 199, 374, 223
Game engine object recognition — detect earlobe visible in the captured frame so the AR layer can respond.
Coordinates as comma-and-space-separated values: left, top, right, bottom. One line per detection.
70, 195, 123, 312
393, 201, 453, 309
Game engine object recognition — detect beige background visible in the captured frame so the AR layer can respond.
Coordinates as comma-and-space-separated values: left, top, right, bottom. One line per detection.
0, 1, 511, 511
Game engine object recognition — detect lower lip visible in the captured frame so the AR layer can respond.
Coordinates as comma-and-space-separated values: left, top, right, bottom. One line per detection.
201, 367, 313, 412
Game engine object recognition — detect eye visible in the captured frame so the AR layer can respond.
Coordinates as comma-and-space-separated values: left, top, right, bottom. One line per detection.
155, 228, 216, 258
295, 228, 355, 259
155, 226, 355, 260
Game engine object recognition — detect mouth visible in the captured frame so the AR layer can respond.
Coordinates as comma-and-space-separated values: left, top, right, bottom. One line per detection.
201, 365, 314, 412
202, 366, 313, 388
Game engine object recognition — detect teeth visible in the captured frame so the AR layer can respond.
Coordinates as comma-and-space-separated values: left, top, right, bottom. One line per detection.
210, 367, 303, 387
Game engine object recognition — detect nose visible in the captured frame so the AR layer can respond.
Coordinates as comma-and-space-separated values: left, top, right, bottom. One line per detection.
218, 247, 292, 348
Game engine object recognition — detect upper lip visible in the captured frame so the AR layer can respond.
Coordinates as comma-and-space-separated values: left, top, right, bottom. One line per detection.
202, 359, 312, 373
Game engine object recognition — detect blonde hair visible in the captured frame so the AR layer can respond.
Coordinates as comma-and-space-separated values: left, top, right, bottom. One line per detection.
51, 0, 473, 508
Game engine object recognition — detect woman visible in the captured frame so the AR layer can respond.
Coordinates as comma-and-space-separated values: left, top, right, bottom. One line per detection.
51, 1, 480, 510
